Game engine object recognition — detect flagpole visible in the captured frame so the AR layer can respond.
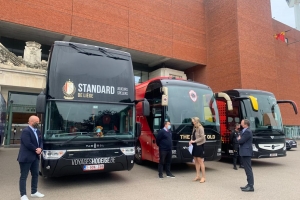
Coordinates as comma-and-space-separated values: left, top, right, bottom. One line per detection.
287, 40, 300, 45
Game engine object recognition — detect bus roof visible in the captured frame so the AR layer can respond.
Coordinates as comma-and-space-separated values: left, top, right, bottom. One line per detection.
135, 76, 211, 90
223, 89, 275, 97
53, 41, 131, 57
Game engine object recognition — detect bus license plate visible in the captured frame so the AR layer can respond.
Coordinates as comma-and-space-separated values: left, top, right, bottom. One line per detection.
83, 164, 104, 171
270, 153, 277, 157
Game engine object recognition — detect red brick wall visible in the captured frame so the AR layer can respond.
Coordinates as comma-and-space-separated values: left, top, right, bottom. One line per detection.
272, 21, 300, 125
187, 0, 241, 91
237, 0, 300, 125
186, 0, 300, 125
0, 0, 207, 64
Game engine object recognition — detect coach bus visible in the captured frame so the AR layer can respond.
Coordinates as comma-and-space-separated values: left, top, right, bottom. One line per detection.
216, 89, 297, 158
36, 41, 149, 177
134, 77, 233, 164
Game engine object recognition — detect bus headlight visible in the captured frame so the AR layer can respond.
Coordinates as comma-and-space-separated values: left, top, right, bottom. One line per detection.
217, 148, 221, 153
252, 144, 258, 152
120, 147, 135, 155
283, 143, 286, 150
42, 150, 66, 160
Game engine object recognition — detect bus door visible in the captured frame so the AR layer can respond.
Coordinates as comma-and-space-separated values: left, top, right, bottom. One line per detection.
226, 102, 241, 155
151, 106, 162, 163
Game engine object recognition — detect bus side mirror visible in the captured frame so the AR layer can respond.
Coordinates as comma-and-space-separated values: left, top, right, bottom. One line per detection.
161, 86, 168, 106
142, 99, 150, 116
249, 96, 258, 112
36, 92, 46, 114
136, 122, 141, 137
215, 92, 233, 111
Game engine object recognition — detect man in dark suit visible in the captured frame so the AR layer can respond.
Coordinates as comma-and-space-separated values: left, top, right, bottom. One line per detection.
238, 119, 254, 192
17, 116, 45, 200
156, 121, 175, 179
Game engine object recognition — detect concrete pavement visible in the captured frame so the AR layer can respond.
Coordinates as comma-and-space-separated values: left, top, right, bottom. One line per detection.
0, 147, 299, 200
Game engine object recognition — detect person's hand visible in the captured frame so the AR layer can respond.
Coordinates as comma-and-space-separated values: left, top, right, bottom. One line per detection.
237, 135, 241, 140
189, 140, 195, 146
36, 148, 42, 154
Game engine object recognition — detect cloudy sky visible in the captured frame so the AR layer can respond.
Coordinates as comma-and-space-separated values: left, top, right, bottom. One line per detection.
270, 0, 296, 28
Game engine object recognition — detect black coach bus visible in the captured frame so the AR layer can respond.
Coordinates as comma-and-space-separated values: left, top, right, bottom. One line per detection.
216, 89, 297, 159
36, 41, 149, 177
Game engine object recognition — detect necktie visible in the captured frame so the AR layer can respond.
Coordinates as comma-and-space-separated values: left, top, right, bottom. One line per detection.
33, 130, 39, 146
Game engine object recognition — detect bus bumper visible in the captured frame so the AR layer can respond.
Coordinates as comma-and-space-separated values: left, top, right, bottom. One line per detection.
252, 150, 286, 159
173, 141, 221, 163
40, 155, 134, 177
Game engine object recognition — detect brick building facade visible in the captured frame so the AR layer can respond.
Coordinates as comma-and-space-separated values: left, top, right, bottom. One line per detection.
0, 0, 299, 125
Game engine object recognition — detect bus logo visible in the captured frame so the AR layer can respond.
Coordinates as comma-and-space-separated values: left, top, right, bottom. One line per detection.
189, 90, 197, 102
62, 79, 76, 99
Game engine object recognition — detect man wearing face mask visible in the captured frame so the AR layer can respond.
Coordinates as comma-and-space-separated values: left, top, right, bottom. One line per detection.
156, 121, 175, 179
17, 116, 45, 200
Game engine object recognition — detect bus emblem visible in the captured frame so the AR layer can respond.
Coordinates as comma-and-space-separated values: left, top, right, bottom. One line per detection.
62, 79, 76, 99
189, 90, 197, 102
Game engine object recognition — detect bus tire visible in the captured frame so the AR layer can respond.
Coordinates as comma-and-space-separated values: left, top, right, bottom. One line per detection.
134, 141, 143, 165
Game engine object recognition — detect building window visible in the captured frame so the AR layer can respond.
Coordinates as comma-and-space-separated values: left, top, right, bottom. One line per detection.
134, 70, 149, 84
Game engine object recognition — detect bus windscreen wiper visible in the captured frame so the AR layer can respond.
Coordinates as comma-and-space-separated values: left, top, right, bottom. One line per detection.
59, 135, 80, 146
69, 43, 103, 56
110, 137, 130, 145
98, 48, 129, 61
254, 129, 284, 135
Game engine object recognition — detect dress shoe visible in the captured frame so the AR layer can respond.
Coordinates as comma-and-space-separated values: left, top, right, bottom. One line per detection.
233, 166, 237, 170
166, 174, 175, 178
240, 185, 248, 189
193, 177, 200, 181
239, 165, 244, 168
241, 186, 254, 192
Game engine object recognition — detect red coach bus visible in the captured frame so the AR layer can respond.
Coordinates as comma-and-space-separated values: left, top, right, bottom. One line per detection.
134, 77, 233, 164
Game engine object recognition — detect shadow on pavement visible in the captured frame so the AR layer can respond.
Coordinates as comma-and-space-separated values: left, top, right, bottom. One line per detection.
219, 157, 284, 167
137, 160, 217, 173
40, 172, 127, 186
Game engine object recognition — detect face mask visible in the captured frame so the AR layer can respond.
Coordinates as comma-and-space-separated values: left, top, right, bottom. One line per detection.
33, 123, 39, 128
167, 125, 171, 130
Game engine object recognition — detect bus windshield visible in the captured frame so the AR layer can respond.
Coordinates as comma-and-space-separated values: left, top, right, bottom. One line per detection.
244, 93, 283, 133
45, 101, 134, 140
166, 86, 219, 126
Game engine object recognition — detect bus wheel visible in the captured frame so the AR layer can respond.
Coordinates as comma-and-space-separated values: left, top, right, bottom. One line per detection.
135, 142, 143, 165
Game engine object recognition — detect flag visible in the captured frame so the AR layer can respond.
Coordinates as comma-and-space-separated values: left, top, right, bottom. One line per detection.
274, 32, 285, 42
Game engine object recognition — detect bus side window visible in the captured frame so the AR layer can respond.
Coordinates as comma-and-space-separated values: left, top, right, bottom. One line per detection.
153, 116, 161, 132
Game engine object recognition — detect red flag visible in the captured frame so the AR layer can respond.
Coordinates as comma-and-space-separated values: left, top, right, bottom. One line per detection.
274, 32, 285, 42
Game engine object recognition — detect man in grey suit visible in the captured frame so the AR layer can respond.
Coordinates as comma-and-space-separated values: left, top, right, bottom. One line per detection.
238, 119, 254, 192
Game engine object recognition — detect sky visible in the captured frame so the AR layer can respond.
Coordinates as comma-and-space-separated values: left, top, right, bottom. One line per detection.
270, 0, 296, 28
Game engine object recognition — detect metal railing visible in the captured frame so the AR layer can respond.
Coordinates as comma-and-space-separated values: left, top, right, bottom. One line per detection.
284, 126, 300, 139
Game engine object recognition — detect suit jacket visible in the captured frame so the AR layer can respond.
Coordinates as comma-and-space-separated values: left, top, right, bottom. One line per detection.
192, 126, 206, 146
238, 128, 253, 157
17, 126, 43, 163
